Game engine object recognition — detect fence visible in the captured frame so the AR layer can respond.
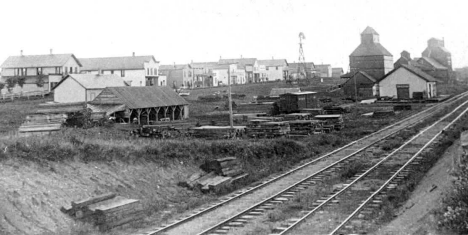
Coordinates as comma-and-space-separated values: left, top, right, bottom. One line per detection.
1, 90, 48, 101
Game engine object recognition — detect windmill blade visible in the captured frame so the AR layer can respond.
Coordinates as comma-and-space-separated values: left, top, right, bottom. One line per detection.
299, 32, 305, 39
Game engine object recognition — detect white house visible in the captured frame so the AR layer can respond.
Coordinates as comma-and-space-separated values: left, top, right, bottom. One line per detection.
258, 59, 288, 81
219, 58, 257, 83
212, 64, 244, 86
0, 51, 82, 94
53, 74, 128, 103
79, 54, 160, 87
378, 64, 438, 99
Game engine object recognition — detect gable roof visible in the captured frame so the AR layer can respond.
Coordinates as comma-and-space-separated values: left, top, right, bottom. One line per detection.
288, 62, 315, 70
258, 59, 288, 67
159, 64, 190, 70
90, 86, 188, 109
1, 54, 82, 68
190, 62, 218, 69
53, 74, 128, 90
219, 58, 257, 66
79, 56, 158, 71
362, 26, 379, 35
343, 71, 377, 85
350, 43, 392, 57
269, 88, 301, 97
417, 57, 448, 70
379, 64, 437, 83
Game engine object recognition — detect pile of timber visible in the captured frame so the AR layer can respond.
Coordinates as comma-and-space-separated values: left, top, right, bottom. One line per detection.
246, 121, 290, 138
190, 126, 245, 139
36, 102, 86, 114
288, 120, 322, 137
237, 103, 273, 114
61, 193, 143, 231
18, 113, 67, 136
179, 157, 248, 193
373, 110, 395, 118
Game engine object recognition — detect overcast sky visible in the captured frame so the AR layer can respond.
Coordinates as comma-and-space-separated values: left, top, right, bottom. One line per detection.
1, 0, 467, 71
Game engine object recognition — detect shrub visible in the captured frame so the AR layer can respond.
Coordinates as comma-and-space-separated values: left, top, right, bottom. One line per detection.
16, 77, 26, 88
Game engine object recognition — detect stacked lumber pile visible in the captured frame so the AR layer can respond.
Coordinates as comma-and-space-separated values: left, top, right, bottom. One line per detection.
61, 193, 143, 231
36, 102, 86, 114
246, 121, 290, 138
288, 120, 321, 136
179, 157, 248, 193
18, 113, 67, 136
190, 126, 245, 139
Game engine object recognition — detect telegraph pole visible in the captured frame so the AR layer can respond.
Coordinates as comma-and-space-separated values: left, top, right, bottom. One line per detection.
228, 65, 234, 128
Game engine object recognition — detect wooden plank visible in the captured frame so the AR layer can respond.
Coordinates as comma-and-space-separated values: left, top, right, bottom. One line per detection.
71, 193, 116, 209
98, 211, 145, 231
93, 198, 139, 214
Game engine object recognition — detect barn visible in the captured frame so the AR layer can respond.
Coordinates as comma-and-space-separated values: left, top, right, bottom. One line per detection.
279, 91, 318, 113
341, 71, 377, 98
53, 74, 128, 103
378, 64, 438, 99
88, 86, 189, 124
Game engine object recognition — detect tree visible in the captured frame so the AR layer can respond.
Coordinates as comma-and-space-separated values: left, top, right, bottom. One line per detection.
17, 77, 26, 88
36, 74, 46, 87
5, 77, 17, 92
0, 83, 4, 91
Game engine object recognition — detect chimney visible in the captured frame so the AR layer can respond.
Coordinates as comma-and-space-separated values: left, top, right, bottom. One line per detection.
272, 56, 274, 60
132, 52, 135, 57
220, 56, 222, 59
50, 49, 53, 55
241, 55, 243, 58
20, 50, 23, 56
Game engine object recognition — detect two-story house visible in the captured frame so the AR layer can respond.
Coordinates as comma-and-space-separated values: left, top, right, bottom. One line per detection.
0, 51, 82, 94
212, 64, 243, 86
258, 59, 289, 81
159, 64, 192, 89
219, 58, 257, 84
191, 62, 218, 87
79, 54, 160, 87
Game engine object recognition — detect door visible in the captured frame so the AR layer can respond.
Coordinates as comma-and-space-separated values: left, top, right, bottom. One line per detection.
396, 84, 410, 99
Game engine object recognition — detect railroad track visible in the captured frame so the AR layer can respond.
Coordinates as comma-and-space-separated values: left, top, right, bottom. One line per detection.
263, 100, 468, 235
135, 92, 468, 235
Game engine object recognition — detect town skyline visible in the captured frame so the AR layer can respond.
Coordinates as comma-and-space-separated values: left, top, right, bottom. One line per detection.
1, 0, 467, 71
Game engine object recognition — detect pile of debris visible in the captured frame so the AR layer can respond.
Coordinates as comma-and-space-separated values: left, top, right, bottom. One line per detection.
179, 157, 248, 193
61, 193, 144, 231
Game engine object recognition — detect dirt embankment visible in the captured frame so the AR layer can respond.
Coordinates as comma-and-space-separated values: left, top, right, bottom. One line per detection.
374, 140, 461, 235
0, 156, 201, 235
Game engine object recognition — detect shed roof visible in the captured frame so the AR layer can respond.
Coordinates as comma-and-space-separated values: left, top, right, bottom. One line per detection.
159, 64, 191, 70
350, 43, 392, 57
258, 59, 288, 67
79, 56, 158, 71
361, 26, 379, 35
418, 57, 448, 70
53, 74, 128, 90
379, 64, 438, 83
284, 91, 317, 96
269, 88, 301, 97
219, 58, 257, 66
90, 86, 188, 109
1, 54, 82, 68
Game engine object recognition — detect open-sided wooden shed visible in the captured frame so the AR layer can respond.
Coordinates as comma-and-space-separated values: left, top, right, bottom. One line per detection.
89, 86, 189, 125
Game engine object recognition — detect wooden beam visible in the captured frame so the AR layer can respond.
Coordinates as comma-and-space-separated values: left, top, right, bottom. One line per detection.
136, 109, 143, 125
154, 107, 161, 122
146, 108, 151, 125
171, 106, 175, 121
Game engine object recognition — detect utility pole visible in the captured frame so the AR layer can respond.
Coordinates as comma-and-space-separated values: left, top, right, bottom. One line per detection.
228, 65, 234, 128
353, 72, 358, 104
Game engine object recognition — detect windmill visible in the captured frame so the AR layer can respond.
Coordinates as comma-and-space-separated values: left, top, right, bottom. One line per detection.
298, 32, 306, 77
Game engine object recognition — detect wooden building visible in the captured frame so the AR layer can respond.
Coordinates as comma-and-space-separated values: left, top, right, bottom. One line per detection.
279, 91, 318, 113
341, 71, 377, 98
89, 86, 189, 124
378, 64, 438, 99
53, 74, 128, 103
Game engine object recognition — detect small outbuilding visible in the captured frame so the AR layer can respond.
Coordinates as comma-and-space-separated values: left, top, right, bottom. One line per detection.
341, 71, 377, 98
89, 86, 189, 124
53, 74, 128, 103
279, 91, 318, 113
378, 64, 438, 99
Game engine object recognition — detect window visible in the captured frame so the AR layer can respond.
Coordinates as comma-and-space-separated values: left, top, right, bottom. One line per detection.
64, 67, 68, 74
111, 70, 114, 74
276, 66, 279, 70
121, 70, 125, 77
37, 68, 43, 75
69, 67, 73, 73
266, 67, 269, 71
147, 68, 150, 75
75, 67, 78, 74
55, 67, 62, 74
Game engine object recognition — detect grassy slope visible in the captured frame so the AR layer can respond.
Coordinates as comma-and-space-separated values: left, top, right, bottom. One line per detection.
0, 97, 52, 133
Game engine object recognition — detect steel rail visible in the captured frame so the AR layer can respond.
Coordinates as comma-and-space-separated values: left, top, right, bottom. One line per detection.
329, 101, 468, 235
273, 98, 468, 235
139, 92, 468, 235
196, 95, 468, 235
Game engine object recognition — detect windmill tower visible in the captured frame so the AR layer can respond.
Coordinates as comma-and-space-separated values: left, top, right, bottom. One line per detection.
298, 32, 307, 78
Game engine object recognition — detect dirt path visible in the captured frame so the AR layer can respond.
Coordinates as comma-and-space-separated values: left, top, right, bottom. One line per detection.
374, 140, 461, 235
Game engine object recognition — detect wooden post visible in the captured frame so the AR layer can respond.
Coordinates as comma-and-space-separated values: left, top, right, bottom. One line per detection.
171, 106, 175, 121
228, 65, 233, 128
163, 107, 168, 118
155, 107, 160, 122
146, 108, 151, 125
136, 109, 142, 125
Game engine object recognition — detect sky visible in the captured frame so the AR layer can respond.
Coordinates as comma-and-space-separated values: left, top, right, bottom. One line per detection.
1, 0, 467, 71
